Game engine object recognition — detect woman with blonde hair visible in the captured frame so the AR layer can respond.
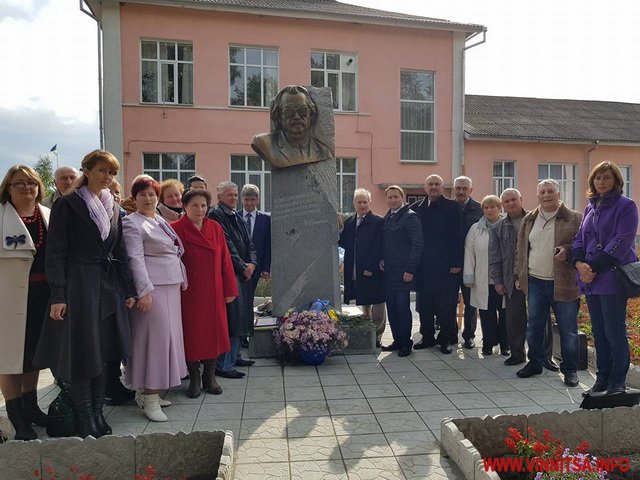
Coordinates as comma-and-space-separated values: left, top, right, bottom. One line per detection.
156, 178, 184, 222
464, 195, 508, 356
0, 166, 50, 440
572, 161, 638, 395
35, 149, 137, 438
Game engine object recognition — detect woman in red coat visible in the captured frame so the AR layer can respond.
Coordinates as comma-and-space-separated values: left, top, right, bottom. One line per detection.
171, 189, 238, 398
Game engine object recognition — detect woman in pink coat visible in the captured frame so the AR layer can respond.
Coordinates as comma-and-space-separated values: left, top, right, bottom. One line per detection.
122, 177, 188, 422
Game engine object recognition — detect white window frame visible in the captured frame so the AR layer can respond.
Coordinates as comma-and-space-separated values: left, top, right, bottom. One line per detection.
619, 165, 632, 198
140, 40, 193, 105
493, 160, 517, 195
538, 163, 577, 209
400, 70, 436, 163
230, 155, 272, 212
336, 158, 358, 214
143, 153, 196, 183
310, 51, 357, 112
228, 46, 279, 108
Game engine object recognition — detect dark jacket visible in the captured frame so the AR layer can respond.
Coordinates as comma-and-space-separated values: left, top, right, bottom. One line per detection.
572, 191, 638, 295
339, 212, 385, 305
411, 195, 463, 281
242, 209, 271, 284
382, 204, 423, 290
489, 209, 527, 298
209, 203, 258, 337
34, 193, 135, 382
460, 197, 483, 238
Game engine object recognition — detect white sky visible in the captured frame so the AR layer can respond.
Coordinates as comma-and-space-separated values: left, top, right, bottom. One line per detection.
1, 0, 639, 172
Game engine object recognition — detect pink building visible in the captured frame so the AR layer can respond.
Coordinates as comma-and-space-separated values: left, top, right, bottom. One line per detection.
81, 0, 485, 213
464, 95, 640, 214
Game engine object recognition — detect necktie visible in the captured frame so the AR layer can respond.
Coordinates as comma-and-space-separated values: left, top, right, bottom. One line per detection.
356, 216, 363, 228
245, 212, 252, 238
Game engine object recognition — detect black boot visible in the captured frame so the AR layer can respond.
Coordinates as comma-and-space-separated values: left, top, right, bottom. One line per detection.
69, 381, 102, 438
22, 390, 48, 427
186, 362, 202, 398
201, 360, 223, 395
104, 361, 135, 406
6, 397, 37, 441
91, 370, 112, 436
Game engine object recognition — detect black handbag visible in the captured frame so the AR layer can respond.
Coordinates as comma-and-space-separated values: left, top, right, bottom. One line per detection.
46, 387, 77, 438
614, 261, 640, 298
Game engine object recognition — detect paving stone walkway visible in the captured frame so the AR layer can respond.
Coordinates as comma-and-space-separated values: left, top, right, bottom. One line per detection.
0, 307, 597, 479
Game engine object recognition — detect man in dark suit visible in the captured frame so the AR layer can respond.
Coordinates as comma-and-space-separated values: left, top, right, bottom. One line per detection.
209, 181, 258, 378
412, 174, 463, 354
339, 188, 386, 347
453, 176, 483, 349
240, 184, 271, 295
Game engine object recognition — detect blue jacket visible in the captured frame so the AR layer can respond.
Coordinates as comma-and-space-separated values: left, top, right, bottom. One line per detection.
572, 191, 638, 295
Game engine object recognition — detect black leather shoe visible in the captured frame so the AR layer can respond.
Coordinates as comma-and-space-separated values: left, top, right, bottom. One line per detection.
543, 359, 560, 372
564, 372, 579, 387
463, 339, 475, 349
235, 358, 255, 367
516, 363, 543, 378
606, 385, 627, 395
582, 376, 608, 397
414, 338, 437, 350
398, 346, 412, 357
504, 356, 526, 366
104, 382, 135, 406
215, 368, 245, 379
482, 348, 493, 356
381, 342, 399, 352
500, 349, 511, 357
440, 344, 453, 355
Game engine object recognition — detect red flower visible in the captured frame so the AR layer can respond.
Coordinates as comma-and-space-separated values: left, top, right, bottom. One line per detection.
33, 469, 41, 478
505, 438, 517, 452
576, 440, 590, 453
533, 441, 547, 456
543, 430, 551, 442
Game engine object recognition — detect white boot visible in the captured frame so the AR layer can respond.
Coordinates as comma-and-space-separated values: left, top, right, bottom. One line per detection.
141, 394, 167, 422
136, 391, 172, 408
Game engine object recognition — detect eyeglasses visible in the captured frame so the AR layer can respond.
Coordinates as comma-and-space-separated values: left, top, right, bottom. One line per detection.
282, 107, 310, 119
10, 181, 38, 189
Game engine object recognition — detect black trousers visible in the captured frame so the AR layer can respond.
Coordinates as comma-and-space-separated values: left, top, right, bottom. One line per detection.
418, 272, 458, 346
479, 286, 508, 351
458, 280, 477, 342
385, 287, 413, 348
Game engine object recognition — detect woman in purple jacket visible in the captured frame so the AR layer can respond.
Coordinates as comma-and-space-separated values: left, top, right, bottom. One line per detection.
572, 162, 638, 395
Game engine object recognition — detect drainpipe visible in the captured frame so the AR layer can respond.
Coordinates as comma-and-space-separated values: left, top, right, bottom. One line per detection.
80, 1, 104, 149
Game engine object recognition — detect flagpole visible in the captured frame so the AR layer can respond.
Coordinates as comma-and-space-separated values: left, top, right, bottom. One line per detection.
54, 151, 59, 169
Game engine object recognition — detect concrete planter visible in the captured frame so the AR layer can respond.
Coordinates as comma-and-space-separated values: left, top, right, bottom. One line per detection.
441, 406, 640, 479
0, 430, 234, 480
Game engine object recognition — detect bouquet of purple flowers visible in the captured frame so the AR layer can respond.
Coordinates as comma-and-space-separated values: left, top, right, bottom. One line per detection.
274, 308, 348, 356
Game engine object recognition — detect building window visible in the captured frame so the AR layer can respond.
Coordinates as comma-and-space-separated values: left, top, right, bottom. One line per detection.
538, 164, 576, 208
620, 165, 632, 198
231, 155, 272, 212
141, 40, 193, 104
143, 153, 195, 184
493, 161, 516, 195
337, 158, 357, 214
310, 52, 357, 111
229, 47, 278, 107
400, 71, 435, 162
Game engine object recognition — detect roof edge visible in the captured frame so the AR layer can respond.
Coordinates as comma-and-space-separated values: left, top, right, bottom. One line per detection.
463, 133, 640, 147
121, 0, 486, 34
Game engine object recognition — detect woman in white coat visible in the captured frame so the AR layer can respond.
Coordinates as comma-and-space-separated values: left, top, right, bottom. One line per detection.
0, 166, 50, 440
463, 195, 508, 356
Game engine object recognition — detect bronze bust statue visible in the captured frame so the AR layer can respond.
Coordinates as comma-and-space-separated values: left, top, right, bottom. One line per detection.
251, 85, 333, 169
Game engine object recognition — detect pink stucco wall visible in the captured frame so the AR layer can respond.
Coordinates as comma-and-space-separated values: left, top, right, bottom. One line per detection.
119, 4, 458, 214
464, 140, 640, 212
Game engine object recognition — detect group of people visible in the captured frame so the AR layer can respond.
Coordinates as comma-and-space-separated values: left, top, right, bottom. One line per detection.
340, 163, 637, 396
0, 150, 271, 440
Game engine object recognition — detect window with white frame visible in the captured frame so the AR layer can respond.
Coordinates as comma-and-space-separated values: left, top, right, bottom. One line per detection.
231, 155, 272, 212
400, 71, 435, 162
310, 52, 357, 111
337, 158, 357, 214
619, 165, 632, 198
143, 153, 196, 184
493, 161, 516, 195
538, 164, 576, 208
229, 47, 278, 107
141, 40, 193, 104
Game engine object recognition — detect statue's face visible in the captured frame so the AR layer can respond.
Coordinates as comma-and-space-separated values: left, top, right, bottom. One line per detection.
280, 92, 311, 136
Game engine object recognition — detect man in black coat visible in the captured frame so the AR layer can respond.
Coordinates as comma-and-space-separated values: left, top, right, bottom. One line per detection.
209, 181, 258, 378
339, 188, 386, 347
412, 174, 463, 354
380, 186, 423, 357
453, 176, 483, 349
240, 184, 271, 295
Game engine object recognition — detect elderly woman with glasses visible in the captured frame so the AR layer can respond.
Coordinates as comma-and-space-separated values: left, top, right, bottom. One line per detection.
0, 166, 50, 440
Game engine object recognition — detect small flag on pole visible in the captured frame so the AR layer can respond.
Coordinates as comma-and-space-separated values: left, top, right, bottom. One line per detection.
50, 144, 57, 153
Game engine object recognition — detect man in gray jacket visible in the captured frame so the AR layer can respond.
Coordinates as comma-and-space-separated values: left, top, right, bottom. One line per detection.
489, 189, 557, 369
